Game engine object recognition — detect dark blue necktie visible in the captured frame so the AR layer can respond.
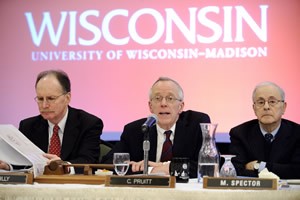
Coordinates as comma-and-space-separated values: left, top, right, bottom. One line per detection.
264, 133, 273, 161
265, 133, 273, 143
160, 130, 173, 162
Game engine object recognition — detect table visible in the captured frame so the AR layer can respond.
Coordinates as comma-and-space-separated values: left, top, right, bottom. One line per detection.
1, 179, 299, 200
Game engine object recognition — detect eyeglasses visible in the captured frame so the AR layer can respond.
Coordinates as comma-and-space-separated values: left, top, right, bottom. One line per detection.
151, 95, 181, 104
34, 93, 67, 104
254, 99, 284, 108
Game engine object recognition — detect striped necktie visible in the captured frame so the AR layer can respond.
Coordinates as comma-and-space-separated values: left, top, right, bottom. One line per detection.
160, 130, 173, 162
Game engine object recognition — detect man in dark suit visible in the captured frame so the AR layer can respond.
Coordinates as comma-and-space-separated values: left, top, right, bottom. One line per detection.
19, 106, 102, 165
102, 77, 210, 178
0, 70, 103, 172
229, 81, 300, 179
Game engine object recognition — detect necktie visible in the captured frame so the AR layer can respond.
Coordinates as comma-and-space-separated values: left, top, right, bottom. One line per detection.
49, 124, 61, 156
265, 133, 273, 143
160, 130, 173, 162
264, 133, 273, 161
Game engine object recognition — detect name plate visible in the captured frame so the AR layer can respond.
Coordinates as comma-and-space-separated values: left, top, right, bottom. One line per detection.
105, 175, 175, 188
35, 174, 106, 185
0, 172, 33, 184
203, 177, 277, 190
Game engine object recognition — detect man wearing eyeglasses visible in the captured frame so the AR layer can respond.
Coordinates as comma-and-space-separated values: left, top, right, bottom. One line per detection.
101, 77, 210, 178
229, 81, 300, 179
0, 70, 103, 173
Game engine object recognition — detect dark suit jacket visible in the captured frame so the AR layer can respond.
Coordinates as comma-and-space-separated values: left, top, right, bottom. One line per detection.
19, 106, 103, 172
229, 119, 300, 179
102, 110, 211, 178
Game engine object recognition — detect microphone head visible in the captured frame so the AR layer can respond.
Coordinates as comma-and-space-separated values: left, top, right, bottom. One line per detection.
149, 114, 158, 121
141, 114, 158, 133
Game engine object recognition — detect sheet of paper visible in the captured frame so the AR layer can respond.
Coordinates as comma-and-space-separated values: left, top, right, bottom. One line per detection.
0, 124, 48, 177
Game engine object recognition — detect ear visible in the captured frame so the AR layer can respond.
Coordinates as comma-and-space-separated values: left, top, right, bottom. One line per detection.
148, 101, 153, 113
282, 102, 287, 115
252, 104, 258, 117
178, 101, 184, 113
65, 92, 71, 104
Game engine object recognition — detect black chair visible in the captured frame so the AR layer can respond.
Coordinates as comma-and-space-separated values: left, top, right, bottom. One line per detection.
99, 139, 114, 163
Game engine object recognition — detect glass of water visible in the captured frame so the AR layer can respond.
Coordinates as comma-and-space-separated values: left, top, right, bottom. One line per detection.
219, 155, 237, 177
113, 153, 130, 176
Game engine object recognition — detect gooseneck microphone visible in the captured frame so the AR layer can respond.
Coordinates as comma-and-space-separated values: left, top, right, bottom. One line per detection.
141, 114, 158, 133
141, 114, 157, 175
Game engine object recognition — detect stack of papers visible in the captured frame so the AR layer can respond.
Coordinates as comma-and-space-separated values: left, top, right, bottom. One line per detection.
0, 125, 48, 177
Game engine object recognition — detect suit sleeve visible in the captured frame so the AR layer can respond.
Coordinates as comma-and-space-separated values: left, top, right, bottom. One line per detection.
229, 127, 258, 177
68, 117, 103, 165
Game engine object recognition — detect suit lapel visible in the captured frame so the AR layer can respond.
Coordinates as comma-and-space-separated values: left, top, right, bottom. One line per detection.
148, 126, 158, 161
172, 118, 187, 155
60, 107, 80, 160
269, 122, 292, 161
33, 118, 49, 153
248, 124, 266, 161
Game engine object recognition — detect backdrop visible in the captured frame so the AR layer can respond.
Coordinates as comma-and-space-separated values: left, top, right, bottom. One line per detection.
1, 0, 299, 142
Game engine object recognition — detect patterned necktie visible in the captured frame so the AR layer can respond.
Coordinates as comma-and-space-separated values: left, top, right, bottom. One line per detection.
49, 124, 61, 156
265, 133, 273, 143
160, 130, 173, 162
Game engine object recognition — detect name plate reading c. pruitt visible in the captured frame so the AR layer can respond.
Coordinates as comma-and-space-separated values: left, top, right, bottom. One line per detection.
203, 177, 277, 190
105, 175, 175, 188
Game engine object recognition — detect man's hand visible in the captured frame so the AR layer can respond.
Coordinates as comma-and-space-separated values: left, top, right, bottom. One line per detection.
245, 160, 258, 170
0, 160, 10, 170
151, 162, 170, 175
130, 160, 168, 175
129, 160, 155, 172
43, 153, 62, 165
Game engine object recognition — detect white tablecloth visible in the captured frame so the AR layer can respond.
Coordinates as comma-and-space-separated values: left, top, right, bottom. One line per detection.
1, 179, 299, 200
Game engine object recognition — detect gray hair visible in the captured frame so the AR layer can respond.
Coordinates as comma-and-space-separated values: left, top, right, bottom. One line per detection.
252, 81, 285, 102
149, 77, 184, 101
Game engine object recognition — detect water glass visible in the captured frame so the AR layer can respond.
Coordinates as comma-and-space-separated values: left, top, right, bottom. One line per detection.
113, 153, 130, 176
219, 155, 237, 177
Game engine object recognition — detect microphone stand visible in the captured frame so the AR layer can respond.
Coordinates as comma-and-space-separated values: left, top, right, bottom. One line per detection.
142, 128, 150, 175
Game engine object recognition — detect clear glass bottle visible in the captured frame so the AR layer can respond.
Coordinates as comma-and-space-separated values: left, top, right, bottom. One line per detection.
198, 123, 220, 183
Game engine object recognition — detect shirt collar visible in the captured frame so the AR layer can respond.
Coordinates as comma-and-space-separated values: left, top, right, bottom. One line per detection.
156, 123, 176, 135
259, 122, 281, 138
48, 108, 69, 134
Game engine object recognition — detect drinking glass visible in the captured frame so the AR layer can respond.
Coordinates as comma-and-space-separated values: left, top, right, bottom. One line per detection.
113, 153, 130, 176
219, 155, 237, 177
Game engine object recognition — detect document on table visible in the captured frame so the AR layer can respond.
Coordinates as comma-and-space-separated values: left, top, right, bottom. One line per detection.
0, 124, 48, 177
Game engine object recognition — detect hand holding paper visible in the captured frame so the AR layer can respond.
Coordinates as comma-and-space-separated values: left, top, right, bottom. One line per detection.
0, 125, 48, 177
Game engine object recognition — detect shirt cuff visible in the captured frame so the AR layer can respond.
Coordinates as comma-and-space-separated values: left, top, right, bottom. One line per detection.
258, 161, 266, 172
148, 166, 153, 174
65, 161, 75, 174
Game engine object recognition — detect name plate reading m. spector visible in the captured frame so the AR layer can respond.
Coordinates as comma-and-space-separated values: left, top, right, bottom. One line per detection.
0, 172, 33, 184
203, 177, 277, 190
105, 175, 175, 188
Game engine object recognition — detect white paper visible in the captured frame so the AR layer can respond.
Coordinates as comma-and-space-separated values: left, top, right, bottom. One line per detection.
0, 124, 48, 177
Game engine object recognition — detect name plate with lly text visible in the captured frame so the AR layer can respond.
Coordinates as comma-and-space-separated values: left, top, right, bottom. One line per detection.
105, 175, 175, 188
0, 172, 33, 184
203, 177, 278, 190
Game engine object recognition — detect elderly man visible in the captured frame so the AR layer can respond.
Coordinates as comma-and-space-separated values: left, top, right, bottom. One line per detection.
229, 81, 300, 179
0, 70, 103, 173
102, 77, 210, 178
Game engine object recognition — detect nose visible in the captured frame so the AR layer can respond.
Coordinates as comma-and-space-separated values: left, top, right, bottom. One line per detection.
263, 101, 270, 109
41, 100, 50, 108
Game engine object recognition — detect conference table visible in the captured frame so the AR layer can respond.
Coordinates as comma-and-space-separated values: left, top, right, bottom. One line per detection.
1, 179, 300, 200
